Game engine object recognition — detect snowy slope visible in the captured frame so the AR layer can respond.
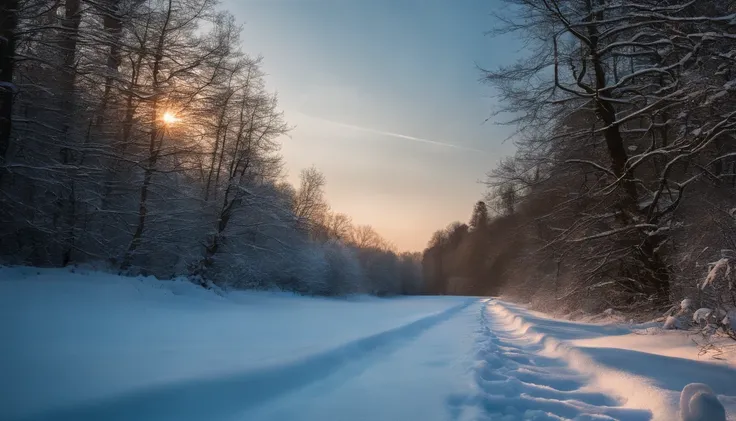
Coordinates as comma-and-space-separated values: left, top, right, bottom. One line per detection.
1, 267, 734, 421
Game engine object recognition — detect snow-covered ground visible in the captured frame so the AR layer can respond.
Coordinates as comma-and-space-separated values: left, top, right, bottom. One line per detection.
1, 267, 734, 421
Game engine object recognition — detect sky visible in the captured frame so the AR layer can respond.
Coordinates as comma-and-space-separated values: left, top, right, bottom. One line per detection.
221, 0, 521, 252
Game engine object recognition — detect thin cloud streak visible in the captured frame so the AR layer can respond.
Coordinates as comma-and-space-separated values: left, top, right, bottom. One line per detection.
301, 113, 486, 153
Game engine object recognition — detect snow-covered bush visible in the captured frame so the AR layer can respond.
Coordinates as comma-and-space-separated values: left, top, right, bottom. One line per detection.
321, 240, 366, 295
356, 247, 401, 296
664, 316, 681, 330
693, 308, 713, 326
698, 255, 736, 340
668, 256, 736, 339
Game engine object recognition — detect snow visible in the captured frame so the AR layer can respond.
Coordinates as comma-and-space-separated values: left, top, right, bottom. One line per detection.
664, 315, 681, 330
701, 258, 730, 290
0, 267, 476, 421
483, 301, 736, 421
0, 81, 18, 93
724, 311, 736, 331
680, 383, 726, 421
2, 267, 735, 421
681, 298, 694, 311
694, 308, 713, 324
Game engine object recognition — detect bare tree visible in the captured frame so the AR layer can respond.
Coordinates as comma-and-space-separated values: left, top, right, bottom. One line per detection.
292, 166, 328, 232
350, 225, 386, 250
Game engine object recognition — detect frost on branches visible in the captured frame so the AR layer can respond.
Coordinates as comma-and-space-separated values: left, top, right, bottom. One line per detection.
419, 0, 736, 315
0, 0, 424, 297
667, 256, 736, 343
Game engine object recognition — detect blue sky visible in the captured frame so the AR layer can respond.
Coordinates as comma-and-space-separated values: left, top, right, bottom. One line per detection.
222, 0, 521, 251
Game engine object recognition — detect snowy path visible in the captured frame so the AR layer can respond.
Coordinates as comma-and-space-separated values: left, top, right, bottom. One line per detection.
455, 302, 651, 421
2, 268, 735, 421
249, 300, 653, 421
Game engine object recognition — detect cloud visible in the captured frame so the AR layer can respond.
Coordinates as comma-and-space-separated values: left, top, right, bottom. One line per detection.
299, 113, 486, 153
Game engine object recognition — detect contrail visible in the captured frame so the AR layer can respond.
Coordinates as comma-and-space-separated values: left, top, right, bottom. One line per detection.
302, 114, 485, 153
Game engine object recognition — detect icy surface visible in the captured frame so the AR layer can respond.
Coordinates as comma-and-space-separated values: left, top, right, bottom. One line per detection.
1, 267, 735, 421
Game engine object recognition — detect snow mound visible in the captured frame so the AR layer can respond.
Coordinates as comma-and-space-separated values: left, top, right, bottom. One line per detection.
664, 315, 681, 330
681, 299, 694, 311
693, 308, 713, 324
680, 383, 726, 421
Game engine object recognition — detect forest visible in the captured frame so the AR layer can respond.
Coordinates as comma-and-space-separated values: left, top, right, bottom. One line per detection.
0, 0, 423, 296
422, 0, 736, 321
2, 0, 736, 322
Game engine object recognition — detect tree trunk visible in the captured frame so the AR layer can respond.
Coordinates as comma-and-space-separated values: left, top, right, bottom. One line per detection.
54, 0, 83, 265
121, 0, 172, 269
204, 105, 229, 201
120, 115, 164, 269
584, 0, 669, 302
0, 0, 18, 180
584, 0, 638, 211
59, 0, 82, 89
96, 0, 123, 126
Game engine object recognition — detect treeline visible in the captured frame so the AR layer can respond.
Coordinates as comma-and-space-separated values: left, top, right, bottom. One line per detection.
422, 201, 509, 296
0, 0, 423, 295
425, 0, 736, 315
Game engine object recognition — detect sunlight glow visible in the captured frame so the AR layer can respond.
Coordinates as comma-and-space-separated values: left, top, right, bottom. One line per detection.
162, 111, 179, 125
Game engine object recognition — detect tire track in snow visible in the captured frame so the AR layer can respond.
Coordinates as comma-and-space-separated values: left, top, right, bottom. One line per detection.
17, 299, 476, 421
448, 300, 652, 421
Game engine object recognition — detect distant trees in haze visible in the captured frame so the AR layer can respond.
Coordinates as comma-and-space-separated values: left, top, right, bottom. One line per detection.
0, 0, 423, 296
423, 201, 503, 296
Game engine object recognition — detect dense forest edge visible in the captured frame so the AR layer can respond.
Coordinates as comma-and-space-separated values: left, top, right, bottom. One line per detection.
421, 0, 736, 336
0, 0, 422, 296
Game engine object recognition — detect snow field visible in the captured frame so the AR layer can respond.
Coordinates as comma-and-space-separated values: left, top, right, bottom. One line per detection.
0, 267, 473, 421
2, 267, 735, 421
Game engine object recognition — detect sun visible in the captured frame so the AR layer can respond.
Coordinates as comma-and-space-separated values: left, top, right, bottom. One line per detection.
162, 111, 179, 125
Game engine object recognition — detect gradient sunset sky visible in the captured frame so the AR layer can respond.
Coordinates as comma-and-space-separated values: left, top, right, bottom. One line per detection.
222, 0, 521, 251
